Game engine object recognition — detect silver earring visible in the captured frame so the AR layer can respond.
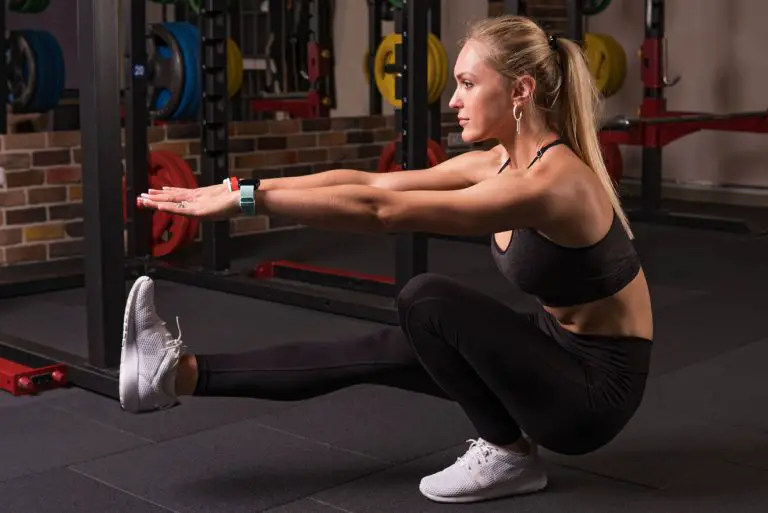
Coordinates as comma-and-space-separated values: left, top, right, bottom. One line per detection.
513, 104, 523, 135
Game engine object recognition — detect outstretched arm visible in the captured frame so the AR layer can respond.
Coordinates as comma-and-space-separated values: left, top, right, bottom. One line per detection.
253, 172, 555, 234
258, 147, 502, 192
142, 170, 559, 235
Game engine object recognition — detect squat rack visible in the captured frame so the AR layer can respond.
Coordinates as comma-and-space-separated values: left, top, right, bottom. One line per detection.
0, 0, 438, 397
599, 0, 768, 232
0, 0, 602, 398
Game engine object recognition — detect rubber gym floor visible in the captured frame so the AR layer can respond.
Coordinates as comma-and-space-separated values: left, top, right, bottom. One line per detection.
2, 219, 768, 512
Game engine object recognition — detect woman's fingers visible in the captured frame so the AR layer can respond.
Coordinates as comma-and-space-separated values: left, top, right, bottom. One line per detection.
137, 196, 199, 217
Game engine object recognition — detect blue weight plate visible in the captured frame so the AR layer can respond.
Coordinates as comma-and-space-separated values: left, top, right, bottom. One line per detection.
164, 22, 195, 120
176, 22, 201, 119
36, 30, 64, 111
24, 30, 46, 113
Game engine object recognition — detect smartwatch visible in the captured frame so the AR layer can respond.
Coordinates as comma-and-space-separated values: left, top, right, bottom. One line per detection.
238, 179, 261, 216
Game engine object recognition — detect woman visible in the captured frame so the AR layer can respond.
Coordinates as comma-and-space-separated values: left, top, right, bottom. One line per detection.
121, 15, 653, 504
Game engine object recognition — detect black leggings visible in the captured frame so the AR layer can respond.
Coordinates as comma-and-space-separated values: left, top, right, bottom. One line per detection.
194, 273, 652, 455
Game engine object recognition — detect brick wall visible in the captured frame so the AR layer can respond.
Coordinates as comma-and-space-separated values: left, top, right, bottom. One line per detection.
0, 113, 467, 267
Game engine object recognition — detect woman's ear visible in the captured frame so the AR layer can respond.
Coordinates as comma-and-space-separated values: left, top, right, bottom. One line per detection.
511, 75, 537, 105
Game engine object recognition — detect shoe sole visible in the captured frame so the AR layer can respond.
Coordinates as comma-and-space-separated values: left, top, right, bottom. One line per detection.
421, 469, 548, 504
119, 275, 150, 412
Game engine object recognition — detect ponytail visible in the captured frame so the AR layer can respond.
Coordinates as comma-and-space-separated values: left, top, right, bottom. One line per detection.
556, 38, 633, 239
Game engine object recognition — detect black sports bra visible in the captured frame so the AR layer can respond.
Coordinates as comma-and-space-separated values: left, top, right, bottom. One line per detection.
490, 139, 641, 307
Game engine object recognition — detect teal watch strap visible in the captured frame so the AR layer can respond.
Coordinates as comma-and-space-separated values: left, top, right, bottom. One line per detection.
239, 185, 256, 216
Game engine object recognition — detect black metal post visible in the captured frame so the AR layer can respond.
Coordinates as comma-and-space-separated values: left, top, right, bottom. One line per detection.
0, 0, 6, 134
428, 0, 441, 144
566, 0, 584, 42
311, 0, 336, 109
78, 0, 125, 369
367, 0, 383, 115
641, 0, 664, 212
200, 0, 231, 272
124, 0, 151, 260
395, 0, 428, 290
503, 0, 525, 15
268, 0, 286, 94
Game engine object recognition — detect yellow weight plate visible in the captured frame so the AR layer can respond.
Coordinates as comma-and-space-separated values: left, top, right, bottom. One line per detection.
374, 33, 402, 108
375, 32, 450, 108
227, 38, 244, 97
434, 35, 449, 103
428, 34, 443, 103
602, 34, 626, 96
428, 33, 448, 104
426, 35, 438, 103
584, 33, 626, 98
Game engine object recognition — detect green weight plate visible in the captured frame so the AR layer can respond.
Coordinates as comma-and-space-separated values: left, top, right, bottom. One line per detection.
584, 0, 611, 16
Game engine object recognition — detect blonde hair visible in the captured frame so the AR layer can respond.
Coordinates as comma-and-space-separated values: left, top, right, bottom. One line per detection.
464, 15, 633, 239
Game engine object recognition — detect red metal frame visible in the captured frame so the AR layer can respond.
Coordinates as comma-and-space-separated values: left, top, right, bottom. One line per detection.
599, 36, 768, 150
255, 260, 394, 285
251, 90, 329, 119
251, 41, 331, 118
1, 358, 67, 396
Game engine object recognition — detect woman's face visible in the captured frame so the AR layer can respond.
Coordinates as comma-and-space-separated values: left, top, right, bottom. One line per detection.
448, 40, 516, 143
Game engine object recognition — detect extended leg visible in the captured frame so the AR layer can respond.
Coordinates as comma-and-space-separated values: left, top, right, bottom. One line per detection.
119, 276, 446, 414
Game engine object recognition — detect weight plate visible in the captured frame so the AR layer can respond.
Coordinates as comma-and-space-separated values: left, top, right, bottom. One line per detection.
428, 33, 448, 104
602, 33, 627, 97
164, 23, 192, 120
169, 22, 201, 120
426, 34, 440, 104
147, 23, 186, 120
6, 31, 37, 111
375, 32, 448, 108
8, 0, 27, 12
584, 32, 626, 98
600, 141, 623, 185
36, 30, 65, 112
374, 33, 402, 108
227, 38, 244, 97
584, 0, 612, 16
151, 150, 200, 246
24, 31, 46, 113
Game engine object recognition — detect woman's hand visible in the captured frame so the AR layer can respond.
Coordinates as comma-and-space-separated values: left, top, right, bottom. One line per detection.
145, 183, 230, 203
137, 186, 242, 221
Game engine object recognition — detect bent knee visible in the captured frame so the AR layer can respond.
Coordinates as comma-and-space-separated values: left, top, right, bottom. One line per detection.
396, 273, 462, 313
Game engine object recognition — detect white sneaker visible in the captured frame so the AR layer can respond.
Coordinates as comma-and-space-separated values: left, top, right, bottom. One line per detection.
119, 276, 186, 413
419, 438, 548, 504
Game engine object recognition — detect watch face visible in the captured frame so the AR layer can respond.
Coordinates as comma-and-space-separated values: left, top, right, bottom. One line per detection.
240, 179, 261, 188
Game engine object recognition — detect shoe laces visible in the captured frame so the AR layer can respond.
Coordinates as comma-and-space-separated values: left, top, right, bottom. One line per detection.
156, 315, 186, 356
457, 438, 497, 471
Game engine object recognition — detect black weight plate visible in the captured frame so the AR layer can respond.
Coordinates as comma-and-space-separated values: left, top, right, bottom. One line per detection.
146, 23, 185, 119
6, 31, 36, 111
8, 0, 27, 12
